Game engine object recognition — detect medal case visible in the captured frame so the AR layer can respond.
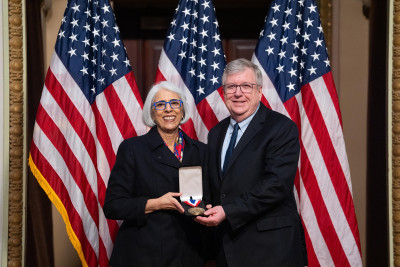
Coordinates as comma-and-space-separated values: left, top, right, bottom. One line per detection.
179, 166, 206, 216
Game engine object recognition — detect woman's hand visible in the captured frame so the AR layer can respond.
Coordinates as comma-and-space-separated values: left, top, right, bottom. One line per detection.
145, 192, 184, 214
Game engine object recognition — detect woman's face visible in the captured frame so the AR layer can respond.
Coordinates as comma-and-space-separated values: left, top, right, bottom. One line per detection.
152, 88, 183, 134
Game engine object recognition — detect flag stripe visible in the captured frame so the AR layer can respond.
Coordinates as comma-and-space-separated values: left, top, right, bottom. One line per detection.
95, 93, 124, 154
301, 83, 361, 254
205, 89, 229, 122
299, 181, 332, 267
45, 67, 97, 167
91, 103, 117, 169
98, 238, 109, 267
49, 53, 98, 141
299, 139, 349, 266
322, 73, 343, 127
310, 76, 353, 198
31, 133, 98, 267
296, 91, 361, 265
196, 96, 220, 131
35, 93, 117, 260
112, 74, 147, 136
103, 84, 136, 139
39, 75, 117, 261
35, 103, 100, 228
284, 95, 347, 265
124, 71, 144, 109
46, 56, 119, 256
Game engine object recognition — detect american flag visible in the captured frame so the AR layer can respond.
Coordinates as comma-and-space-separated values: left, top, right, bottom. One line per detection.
28, 0, 147, 266
251, 0, 362, 266
155, 0, 229, 142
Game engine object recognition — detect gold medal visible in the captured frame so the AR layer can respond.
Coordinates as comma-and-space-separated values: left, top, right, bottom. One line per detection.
188, 207, 205, 216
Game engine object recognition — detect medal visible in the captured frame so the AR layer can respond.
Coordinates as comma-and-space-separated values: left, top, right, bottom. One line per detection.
188, 207, 205, 216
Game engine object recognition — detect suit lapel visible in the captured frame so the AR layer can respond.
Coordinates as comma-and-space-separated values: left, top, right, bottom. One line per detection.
222, 104, 268, 177
148, 127, 182, 169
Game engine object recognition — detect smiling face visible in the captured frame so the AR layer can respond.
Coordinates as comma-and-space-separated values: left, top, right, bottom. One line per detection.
223, 67, 262, 122
152, 88, 183, 135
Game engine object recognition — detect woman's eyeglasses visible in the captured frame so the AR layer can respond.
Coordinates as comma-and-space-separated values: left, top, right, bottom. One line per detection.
152, 100, 183, 110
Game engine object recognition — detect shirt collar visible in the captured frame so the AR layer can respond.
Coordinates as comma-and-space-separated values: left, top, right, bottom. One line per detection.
230, 103, 260, 131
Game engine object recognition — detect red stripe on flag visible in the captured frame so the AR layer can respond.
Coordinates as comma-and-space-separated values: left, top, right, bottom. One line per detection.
30, 142, 98, 267
283, 96, 350, 265
261, 94, 271, 109
301, 84, 362, 254
45, 69, 97, 166
103, 84, 137, 139
155, 68, 167, 84
125, 71, 144, 108
98, 238, 109, 267
283, 95, 301, 129
284, 97, 302, 191
35, 104, 100, 227
90, 99, 122, 244
302, 220, 320, 267
322, 72, 343, 127
181, 118, 199, 140
196, 98, 219, 130
91, 103, 116, 169
299, 140, 350, 267
217, 87, 225, 101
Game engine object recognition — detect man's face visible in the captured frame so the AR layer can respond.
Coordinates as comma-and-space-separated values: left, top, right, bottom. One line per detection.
223, 68, 262, 122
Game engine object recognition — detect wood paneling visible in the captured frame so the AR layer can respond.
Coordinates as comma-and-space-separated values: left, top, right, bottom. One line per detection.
143, 40, 164, 100
224, 39, 258, 62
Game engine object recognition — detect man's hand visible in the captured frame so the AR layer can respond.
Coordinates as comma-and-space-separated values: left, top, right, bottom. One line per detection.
194, 205, 226, 226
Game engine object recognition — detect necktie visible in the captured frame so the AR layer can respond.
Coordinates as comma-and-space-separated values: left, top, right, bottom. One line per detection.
223, 123, 239, 174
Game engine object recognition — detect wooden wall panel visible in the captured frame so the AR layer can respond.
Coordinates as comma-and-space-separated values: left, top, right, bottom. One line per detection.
143, 40, 164, 100
224, 39, 258, 62
123, 40, 144, 96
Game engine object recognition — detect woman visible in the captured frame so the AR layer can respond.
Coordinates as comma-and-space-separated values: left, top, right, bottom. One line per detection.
103, 81, 207, 267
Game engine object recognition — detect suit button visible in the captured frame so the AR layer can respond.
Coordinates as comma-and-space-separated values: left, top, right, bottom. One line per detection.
221, 194, 225, 199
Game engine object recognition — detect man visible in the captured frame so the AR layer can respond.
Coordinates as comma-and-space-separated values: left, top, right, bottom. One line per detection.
196, 58, 307, 266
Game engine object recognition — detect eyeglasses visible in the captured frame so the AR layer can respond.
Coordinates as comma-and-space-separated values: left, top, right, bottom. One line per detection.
223, 83, 258, 94
152, 100, 183, 110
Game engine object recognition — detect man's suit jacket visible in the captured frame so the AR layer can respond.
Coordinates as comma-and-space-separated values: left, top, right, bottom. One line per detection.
206, 103, 307, 267
103, 127, 207, 267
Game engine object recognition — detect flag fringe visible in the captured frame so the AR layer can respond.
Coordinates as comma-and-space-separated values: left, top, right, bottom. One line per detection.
28, 153, 88, 267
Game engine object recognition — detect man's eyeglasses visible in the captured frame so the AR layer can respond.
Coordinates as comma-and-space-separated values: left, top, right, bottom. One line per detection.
152, 100, 183, 110
223, 83, 258, 94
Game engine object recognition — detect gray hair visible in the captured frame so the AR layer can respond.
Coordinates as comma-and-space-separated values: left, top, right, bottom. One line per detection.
222, 58, 263, 86
142, 81, 191, 127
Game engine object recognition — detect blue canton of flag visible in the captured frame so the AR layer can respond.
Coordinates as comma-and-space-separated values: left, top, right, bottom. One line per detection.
255, 0, 330, 103
56, 0, 132, 104
163, 0, 226, 104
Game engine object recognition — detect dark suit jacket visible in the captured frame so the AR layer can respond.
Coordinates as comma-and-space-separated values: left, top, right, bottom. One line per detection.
206, 103, 307, 267
103, 127, 207, 267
